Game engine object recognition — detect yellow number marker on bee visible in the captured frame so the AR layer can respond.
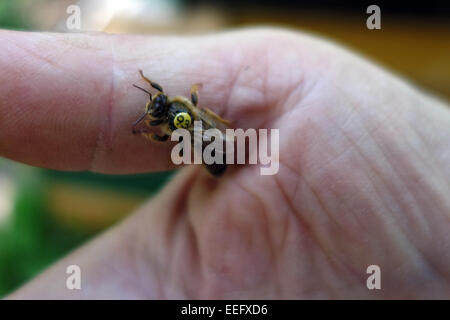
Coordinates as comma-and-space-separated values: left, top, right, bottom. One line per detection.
173, 112, 191, 129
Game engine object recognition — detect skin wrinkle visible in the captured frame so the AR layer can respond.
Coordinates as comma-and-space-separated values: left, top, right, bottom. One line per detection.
216, 36, 275, 128
5, 33, 88, 90
326, 147, 402, 241
378, 147, 450, 284
2, 39, 77, 168
288, 102, 407, 236
238, 177, 281, 296
131, 201, 160, 299
280, 169, 338, 298
205, 178, 274, 296
364, 122, 450, 283
186, 197, 224, 297
272, 174, 305, 254
404, 105, 450, 197
320, 99, 400, 222
409, 110, 450, 186
126, 208, 164, 299
221, 48, 243, 123
324, 79, 431, 221
268, 33, 331, 115
182, 214, 202, 298
166, 203, 192, 292
136, 169, 198, 298
166, 170, 207, 297
202, 202, 236, 297
236, 67, 267, 112
166, 174, 199, 252
277, 160, 365, 288
276, 77, 306, 117
258, 40, 308, 122
287, 46, 333, 113
104, 229, 148, 298
173, 180, 213, 298
286, 112, 356, 176
296, 143, 385, 284
2, 41, 48, 104
117, 228, 152, 298
320, 83, 450, 287
315, 104, 422, 283
89, 34, 116, 172
262, 41, 270, 115
271, 175, 300, 297
271, 162, 315, 295
372, 86, 450, 186
227, 182, 261, 287
187, 178, 233, 298
236, 181, 276, 296
288, 70, 322, 114
387, 125, 448, 230
346, 82, 450, 208
419, 94, 450, 152
5, 36, 65, 74
329, 89, 438, 255
169, 214, 190, 298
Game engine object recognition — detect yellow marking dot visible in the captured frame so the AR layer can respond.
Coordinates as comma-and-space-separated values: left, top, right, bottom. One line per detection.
173, 112, 191, 129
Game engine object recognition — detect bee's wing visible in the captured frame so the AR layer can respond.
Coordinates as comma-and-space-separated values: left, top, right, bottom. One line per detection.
198, 107, 231, 130
199, 108, 236, 146
185, 106, 234, 157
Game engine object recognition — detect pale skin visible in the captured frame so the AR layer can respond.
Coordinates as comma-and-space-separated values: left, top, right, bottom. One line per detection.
1, 28, 449, 299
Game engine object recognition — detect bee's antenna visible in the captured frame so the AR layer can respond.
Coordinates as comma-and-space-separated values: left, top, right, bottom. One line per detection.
133, 84, 152, 100
132, 112, 148, 134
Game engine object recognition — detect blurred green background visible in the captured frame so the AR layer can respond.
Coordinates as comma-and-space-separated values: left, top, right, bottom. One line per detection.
0, 158, 173, 297
0, 0, 449, 298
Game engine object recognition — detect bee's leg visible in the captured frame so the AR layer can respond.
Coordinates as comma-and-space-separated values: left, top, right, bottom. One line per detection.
140, 132, 169, 142
138, 70, 164, 92
151, 134, 169, 142
205, 163, 227, 177
132, 84, 152, 100
190, 83, 202, 106
141, 120, 169, 141
133, 119, 159, 134
149, 119, 163, 126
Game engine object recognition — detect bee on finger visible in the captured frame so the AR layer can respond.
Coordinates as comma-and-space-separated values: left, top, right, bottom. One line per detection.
132, 70, 232, 176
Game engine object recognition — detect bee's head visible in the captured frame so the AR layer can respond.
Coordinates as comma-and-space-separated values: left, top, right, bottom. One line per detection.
147, 93, 168, 119
132, 83, 169, 134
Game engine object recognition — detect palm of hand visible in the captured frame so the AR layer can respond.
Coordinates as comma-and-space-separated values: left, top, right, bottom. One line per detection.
134, 35, 450, 299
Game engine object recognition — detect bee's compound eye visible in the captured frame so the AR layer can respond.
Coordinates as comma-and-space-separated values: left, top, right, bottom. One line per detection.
174, 112, 191, 129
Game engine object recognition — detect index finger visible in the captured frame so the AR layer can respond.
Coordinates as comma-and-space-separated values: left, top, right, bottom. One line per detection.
0, 29, 307, 173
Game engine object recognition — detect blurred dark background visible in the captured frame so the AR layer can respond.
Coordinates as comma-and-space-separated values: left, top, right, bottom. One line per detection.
0, 0, 448, 297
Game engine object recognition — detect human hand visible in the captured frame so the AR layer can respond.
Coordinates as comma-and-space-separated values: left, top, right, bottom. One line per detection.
2, 28, 450, 299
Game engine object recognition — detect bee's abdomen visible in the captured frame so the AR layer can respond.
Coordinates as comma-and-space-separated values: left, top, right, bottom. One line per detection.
204, 163, 227, 176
